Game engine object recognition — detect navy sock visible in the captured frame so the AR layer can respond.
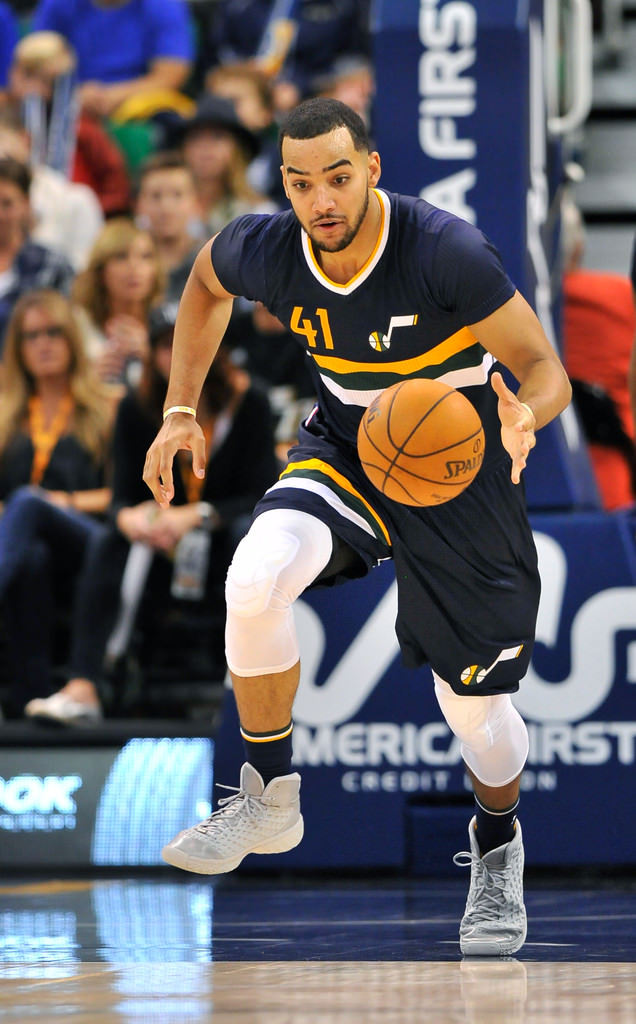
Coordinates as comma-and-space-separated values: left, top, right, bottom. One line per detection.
474, 795, 519, 855
241, 722, 294, 786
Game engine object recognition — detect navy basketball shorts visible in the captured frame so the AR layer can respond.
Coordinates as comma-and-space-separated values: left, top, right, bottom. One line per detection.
252, 417, 540, 697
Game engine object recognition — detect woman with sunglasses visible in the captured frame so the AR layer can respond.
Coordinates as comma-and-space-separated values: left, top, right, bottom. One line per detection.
24, 302, 279, 724
0, 288, 115, 716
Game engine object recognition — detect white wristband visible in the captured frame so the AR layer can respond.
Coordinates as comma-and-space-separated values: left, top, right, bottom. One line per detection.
163, 405, 197, 421
520, 402, 536, 427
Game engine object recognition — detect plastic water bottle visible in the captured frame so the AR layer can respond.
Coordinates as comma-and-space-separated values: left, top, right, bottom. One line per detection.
171, 528, 211, 601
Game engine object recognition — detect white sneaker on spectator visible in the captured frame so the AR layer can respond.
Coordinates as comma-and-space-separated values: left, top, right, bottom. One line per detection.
24, 691, 102, 725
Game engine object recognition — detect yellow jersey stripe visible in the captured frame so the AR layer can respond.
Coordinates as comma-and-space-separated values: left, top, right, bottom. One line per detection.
311, 326, 477, 375
280, 458, 391, 546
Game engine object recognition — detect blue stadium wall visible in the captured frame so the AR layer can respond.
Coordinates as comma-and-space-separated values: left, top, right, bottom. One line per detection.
3, 1, 636, 874
213, 0, 636, 873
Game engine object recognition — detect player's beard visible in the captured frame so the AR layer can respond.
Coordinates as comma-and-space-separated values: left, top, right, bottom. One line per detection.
308, 188, 370, 253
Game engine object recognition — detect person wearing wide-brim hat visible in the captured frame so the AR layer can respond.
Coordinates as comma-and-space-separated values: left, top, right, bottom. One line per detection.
166, 93, 278, 235
168, 94, 260, 161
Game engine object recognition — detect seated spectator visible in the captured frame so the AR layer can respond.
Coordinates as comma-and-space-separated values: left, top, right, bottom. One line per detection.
205, 63, 276, 137
630, 231, 636, 434
202, 0, 371, 114
6, 30, 133, 217
168, 94, 278, 236
0, 2, 19, 103
225, 300, 316, 461
0, 106, 104, 272
205, 63, 288, 207
30, 0, 195, 121
0, 155, 75, 351
134, 150, 206, 302
0, 289, 115, 716
25, 303, 279, 724
310, 55, 375, 130
561, 199, 636, 510
72, 217, 165, 393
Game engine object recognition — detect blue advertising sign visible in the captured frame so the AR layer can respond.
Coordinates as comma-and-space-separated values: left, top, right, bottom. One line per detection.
213, 511, 636, 871
370, 0, 598, 511
211, 1, 631, 876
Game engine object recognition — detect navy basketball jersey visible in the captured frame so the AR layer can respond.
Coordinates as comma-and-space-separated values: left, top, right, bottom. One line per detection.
211, 188, 516, 467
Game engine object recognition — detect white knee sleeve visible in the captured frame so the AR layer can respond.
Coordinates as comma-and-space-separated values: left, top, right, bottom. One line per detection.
433, 673, 529, 787
225, 508, 333, 676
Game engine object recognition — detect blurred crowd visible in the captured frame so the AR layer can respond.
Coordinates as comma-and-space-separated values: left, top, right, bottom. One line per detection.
0, 1, 634, 727
0, 0, 373, 724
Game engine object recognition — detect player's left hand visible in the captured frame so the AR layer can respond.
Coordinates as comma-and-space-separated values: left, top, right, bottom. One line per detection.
491, 371, 536, 484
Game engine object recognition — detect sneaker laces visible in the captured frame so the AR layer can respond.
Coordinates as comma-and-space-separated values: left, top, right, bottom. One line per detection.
195, 783, 267, 837
453, 851, 510, 921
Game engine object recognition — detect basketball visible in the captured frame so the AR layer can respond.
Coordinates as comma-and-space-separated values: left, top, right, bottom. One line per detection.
357, 378, 485, 506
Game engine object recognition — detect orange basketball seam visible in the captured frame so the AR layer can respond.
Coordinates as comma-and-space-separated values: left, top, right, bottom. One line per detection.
386, 388, 454, 453
391, 425, 484, 460
382, 391, 467, 490
357, 379, 484, 506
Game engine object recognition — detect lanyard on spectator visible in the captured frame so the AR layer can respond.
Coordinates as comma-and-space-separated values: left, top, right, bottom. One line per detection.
179, 418, 214, 504
178, 410, 233, 503
28, 394, 74, 485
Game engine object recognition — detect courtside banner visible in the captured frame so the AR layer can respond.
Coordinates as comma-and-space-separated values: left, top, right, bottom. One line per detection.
371, 0, 597, 511
0, 738, 213, 867
214, 511, 636, 870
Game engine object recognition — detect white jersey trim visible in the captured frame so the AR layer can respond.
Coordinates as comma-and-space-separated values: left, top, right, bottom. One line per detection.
265, 478, 377, 537
300, 189, 391, 295
317, 351, 497, 407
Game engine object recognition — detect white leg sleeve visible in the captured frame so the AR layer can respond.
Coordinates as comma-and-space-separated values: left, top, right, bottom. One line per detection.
433, 673, 529, 787
225, 508, 334, 677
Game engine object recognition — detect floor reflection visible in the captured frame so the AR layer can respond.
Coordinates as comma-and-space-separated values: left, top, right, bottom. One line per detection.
2, 959, 636, 1023
1, 874, 636, 964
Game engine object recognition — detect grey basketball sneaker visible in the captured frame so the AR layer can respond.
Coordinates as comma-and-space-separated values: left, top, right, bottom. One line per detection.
162, 762, 304, 874
453, 816, 527, 956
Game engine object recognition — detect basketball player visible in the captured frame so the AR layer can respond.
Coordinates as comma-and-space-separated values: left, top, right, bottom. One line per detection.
143, 98, 571, 956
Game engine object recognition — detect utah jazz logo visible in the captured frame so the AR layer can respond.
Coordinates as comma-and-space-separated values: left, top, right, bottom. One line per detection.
369, 314, 418, 351
460, 645, 524, 686
460, 665, 489, 686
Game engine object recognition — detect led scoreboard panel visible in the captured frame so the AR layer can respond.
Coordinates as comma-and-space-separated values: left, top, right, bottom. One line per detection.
0, 738, 213, 867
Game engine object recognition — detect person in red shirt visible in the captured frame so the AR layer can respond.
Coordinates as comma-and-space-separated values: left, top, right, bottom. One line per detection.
561, 200, 636, 510
6, 31, 132, 217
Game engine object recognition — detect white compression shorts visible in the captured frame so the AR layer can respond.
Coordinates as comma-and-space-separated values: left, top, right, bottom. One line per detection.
225, 508, 333, 677
433, 673, 529, 787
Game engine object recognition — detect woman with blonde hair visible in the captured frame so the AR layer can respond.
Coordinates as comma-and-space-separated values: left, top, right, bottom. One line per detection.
72, 217, 166, 392
0, 288, 115, 717
0, 288, 113, 488
24, 302, 279, 724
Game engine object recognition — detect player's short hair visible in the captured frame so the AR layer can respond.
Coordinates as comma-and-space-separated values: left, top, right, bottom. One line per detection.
279, 98, 369, 158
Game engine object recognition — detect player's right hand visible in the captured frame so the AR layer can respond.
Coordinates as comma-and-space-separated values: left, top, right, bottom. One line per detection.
490, 371, 536, 485
143, 413, 206, 508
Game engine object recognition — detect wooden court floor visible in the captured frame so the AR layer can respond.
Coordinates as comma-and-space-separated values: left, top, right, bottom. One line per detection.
1, 872, 636, 1022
